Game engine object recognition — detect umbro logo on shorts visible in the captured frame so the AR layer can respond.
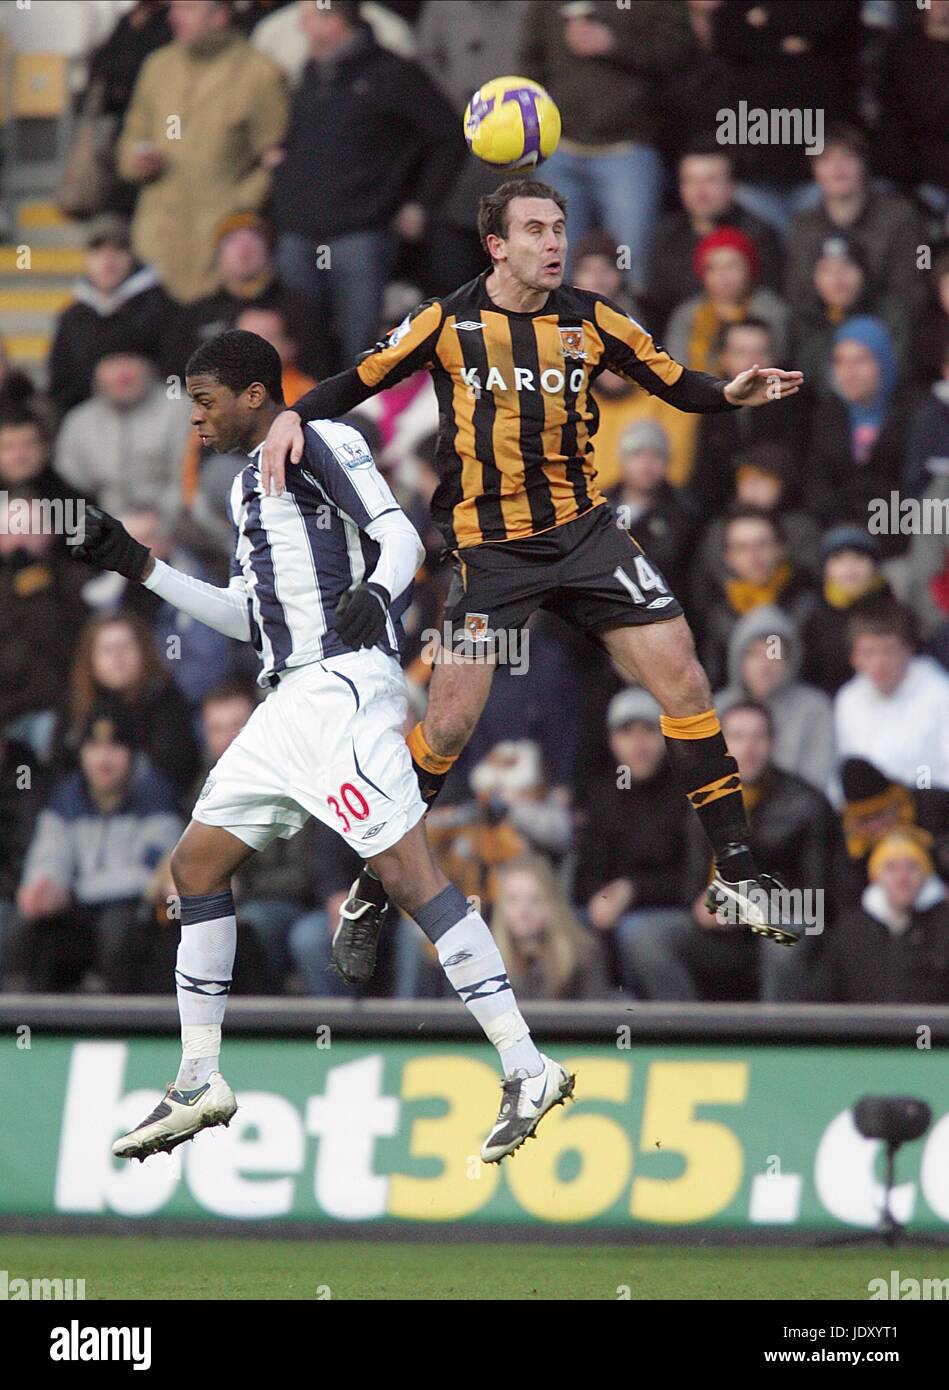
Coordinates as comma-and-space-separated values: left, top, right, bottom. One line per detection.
360, 822, 387, 840
647, 596, 675, 609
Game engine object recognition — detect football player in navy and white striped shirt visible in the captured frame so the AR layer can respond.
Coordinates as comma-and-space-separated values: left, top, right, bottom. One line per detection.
71, 331, 573, 1165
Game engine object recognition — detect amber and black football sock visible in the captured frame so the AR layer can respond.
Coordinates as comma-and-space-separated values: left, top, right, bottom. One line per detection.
660, 709, 757, 883
406, 721, 459, 807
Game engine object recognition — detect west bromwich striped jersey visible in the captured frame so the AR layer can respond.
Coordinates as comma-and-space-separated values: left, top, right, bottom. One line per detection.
228, 419, 416, 686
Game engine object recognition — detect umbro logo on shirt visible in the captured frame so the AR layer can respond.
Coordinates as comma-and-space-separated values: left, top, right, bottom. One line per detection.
453, 321, 486, 331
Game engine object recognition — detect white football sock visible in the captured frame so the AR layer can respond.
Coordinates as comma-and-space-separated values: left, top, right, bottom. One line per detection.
415, 885, 543, 1079
174, 891, 236, 1091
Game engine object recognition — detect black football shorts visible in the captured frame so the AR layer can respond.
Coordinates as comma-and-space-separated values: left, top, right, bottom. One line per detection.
442, 502, 684, 655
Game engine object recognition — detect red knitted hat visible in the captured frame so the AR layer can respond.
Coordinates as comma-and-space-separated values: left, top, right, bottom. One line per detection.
694, 227, 760, 281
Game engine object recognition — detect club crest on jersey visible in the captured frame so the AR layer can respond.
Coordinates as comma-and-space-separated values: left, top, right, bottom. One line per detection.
463, 612, 491, 642
558, 326, 587, 360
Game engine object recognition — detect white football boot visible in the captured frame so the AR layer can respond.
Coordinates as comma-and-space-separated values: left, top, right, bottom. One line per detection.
481, 1054, 576, 1163
112, 1072, 237, 1161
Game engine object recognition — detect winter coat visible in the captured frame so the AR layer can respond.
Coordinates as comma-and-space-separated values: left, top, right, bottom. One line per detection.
117, 31, 289, 303
573, 761, 693, 909
271, 25, 462, 243
48, 266, 171, 415
519, 0, 693, 148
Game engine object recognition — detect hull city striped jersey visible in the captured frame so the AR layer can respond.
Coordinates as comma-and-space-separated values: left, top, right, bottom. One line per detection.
228, 419, 414, 685
348, 272, 738, 549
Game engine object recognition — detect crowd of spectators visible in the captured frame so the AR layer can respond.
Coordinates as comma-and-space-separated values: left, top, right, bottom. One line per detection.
2, 0, 949, 1005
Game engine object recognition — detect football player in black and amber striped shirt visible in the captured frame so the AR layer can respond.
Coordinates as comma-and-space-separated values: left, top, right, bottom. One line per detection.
261, 179, 805, 978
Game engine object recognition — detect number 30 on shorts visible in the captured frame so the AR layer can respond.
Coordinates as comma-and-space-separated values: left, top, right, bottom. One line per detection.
327, 782, 370, 833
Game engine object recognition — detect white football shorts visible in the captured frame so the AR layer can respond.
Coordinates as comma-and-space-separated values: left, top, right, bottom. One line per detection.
192, 647, 426, 857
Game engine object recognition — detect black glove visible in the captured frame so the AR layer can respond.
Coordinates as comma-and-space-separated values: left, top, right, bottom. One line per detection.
68, 504, 150, 581
333, 581, 390, 649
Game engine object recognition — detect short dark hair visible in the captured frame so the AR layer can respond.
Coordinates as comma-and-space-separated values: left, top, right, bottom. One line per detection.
714, 316, 774, 359
477, 179, 567, 254
0, 407, 47, 440
847, 597, 919, 652
678, 140, 734, 174
721, 698, 774, 738
202, 678, 259, 710
818, 122, 870, 166
724, 504, 786, 545
186, 329, 284, 404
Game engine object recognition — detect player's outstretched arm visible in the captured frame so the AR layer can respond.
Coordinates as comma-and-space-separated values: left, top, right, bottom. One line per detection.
69, 504, 251, 642
722, 364, 804, 407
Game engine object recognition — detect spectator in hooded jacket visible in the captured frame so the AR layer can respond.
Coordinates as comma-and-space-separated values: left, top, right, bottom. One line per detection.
806, 316, 910, 549
801, 525, 891, 697
608, 420, 697, 599
270, 0, 462, 373
623, 700, 848, 1002
716, 604, 835, 793
697, 505, 819, 691
48, 215, 170, 417
9, 701, 182, 992
838, 757, 949, 900
160, 210, 321, 382
835, 599, 949, 792
812, 830, 949, 1004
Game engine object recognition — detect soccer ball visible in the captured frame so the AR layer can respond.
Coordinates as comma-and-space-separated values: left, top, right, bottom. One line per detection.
464, 76, 561, 171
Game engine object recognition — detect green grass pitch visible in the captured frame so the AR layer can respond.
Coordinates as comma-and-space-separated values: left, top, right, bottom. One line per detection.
2, 1234, 947, 1300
